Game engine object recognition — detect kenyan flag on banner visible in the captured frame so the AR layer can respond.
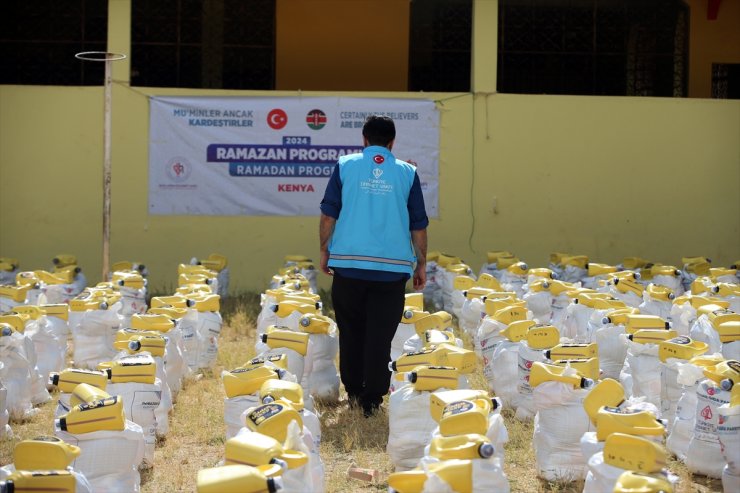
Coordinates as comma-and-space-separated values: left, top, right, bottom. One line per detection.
306, 109, 327, 130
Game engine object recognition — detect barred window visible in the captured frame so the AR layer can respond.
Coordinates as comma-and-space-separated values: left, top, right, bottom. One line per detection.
712, 63, 740, 99
409, 0, 472, 92
498, 0, 688, 97
0, 0, 108, 85
131, 0, 275, 89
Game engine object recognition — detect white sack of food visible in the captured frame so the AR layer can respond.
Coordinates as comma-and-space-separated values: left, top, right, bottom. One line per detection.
178, 308, 203, 373
723, 340, 740, 361
450, 289, 466, 321
637, 293, 672, 320
607, 285, 643, 309
686, 378, 732, 478
476, 318, 507, 390
25, 315, 65, 387
500, 273, 526, 299
460, 297, 485, 338
666, 389, 697, 463
253, 342, 306, 385
423, 261, 443, 312
532, 380, 591, 481
669, 302, 696, 337
69, 303, 122, 370
119, 286, 147, 326
560, 302, 595, 342
489, 340, 521, 409
0, 369, 12, 439
583, 452, 678, 493
402, 334, 463, 355
161, 326, 188, 396
0, 269, 18, 286
302, 332, 339, 403
620, 336, 661, 408
0, 330, 38, 421
591, 318, 628, 381
391, 323, 417, 363
116, 351, 172, 437
521, 290, 553, 324
550, 293, 574, 330
387, 385, 441, 471
579, 432, 603, 462
56, 419, 145, 493
224, 395, 259, 440
106, 379, 168, 466
428, 412, 509, 464
689, 314, 722, 357
718, 402, 740, 493
651, 274, 684, 296
43, 273, 87, 304
193, 310, 222, 369
660, 358, 686, 430
284, 419, 324, 493
515, 342, 548, 420
562, 265, 587, 284
418, 456, 510, 493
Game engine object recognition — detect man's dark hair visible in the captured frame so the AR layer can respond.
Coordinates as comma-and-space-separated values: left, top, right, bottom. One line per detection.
362, 115, 396, 147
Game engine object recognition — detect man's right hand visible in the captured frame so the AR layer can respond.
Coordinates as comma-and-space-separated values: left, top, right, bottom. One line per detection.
413, 264, 426, 291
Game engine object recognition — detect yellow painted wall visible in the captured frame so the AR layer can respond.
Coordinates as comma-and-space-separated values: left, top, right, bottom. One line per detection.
687, 0, 740, 98
2, 84, 737, 292
1, 0, 738, 293
275, 0, 409, 91
471, 94, 740, 266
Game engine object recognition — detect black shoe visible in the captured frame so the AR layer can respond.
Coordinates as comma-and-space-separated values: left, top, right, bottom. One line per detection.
362, 403, 380, 418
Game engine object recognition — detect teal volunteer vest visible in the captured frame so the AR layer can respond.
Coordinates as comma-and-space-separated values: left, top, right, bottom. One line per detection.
328, 146, 417, 275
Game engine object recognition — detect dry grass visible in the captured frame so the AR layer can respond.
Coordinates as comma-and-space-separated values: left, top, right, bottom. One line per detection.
0, 293, 724, 492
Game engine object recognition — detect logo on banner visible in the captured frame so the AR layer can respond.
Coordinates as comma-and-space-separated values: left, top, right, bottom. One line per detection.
306, 109, 327, 130
267, 109, 288, 129
166, 157, 192, 182
372, 168, 383, 179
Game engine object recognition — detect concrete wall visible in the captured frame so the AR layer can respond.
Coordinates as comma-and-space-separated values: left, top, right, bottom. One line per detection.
1, 0, 738, 292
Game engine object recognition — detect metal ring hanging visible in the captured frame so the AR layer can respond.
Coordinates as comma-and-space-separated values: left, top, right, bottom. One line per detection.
75, 51, 127, 62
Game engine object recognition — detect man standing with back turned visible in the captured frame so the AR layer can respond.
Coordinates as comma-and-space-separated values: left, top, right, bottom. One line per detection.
319, 115, 428, 417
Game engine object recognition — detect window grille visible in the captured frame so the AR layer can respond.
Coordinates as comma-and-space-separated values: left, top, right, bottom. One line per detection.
0, 0, 108, 85
131, 0, 275, 89
712, 63, 740, 99
498, 0, 688, 97
409, 0, 472, 92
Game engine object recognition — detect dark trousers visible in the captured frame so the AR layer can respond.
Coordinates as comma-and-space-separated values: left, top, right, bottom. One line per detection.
331, 272, 406, 410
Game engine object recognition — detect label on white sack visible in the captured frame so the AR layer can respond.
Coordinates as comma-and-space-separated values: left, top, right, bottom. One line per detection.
131, 390, 161, 425
201, 317, 222, 337
693, 382, 731, 442
517, 354, 534, 394
480, 338, 501, 380
717, 412, 740, 469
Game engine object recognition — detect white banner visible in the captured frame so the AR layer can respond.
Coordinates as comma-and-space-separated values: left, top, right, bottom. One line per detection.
149, 97, 439, 216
